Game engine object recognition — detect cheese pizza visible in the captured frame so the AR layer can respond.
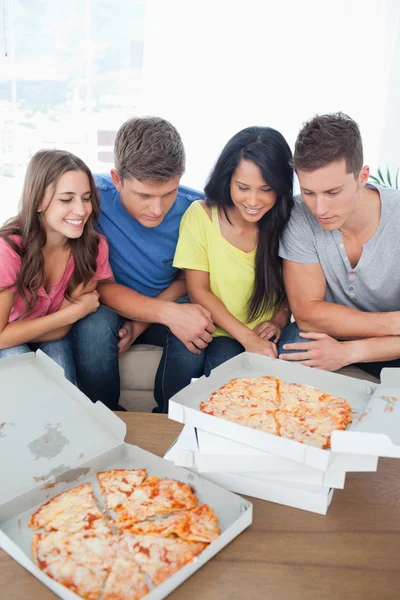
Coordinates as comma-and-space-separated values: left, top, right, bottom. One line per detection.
30, 472, 219, 600
200, 376, 352, 449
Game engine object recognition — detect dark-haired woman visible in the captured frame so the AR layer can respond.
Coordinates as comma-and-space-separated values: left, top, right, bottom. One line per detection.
159, 126, 293, 411
0, 149, 113, 382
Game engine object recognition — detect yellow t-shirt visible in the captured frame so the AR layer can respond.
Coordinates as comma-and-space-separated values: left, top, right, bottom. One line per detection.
173, 200, 274, 337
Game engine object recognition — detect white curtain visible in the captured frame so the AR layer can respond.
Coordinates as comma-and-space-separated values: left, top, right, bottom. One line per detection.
140, 0, 400, 189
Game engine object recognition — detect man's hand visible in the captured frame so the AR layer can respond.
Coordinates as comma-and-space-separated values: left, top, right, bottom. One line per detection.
165, 303, 215, 354
253, 320, 282, 342
279, 332, 352, 371
118, 320, 151, 356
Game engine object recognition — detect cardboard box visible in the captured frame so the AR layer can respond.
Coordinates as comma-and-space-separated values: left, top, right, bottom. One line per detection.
169, 426, 346, 488
164, 427, 334, 515
169, 353, 399, 470
0, 351, 252, 600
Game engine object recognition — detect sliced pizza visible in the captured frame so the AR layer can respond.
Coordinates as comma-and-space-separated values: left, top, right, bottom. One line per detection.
29, 483, 109, 534
32, 530, 118, 600
114, 476, 198, 528
102, 554, 150, 600
97, 469, 148, 511
128, 504, 220, 543
275, 409, 348, 449
120, 533, 207, 586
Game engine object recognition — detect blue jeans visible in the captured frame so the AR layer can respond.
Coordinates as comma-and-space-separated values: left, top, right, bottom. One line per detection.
72, 304, 167, 411
156, 322, 293, 413
278, 321, 400, 378
0, 334, 76, 384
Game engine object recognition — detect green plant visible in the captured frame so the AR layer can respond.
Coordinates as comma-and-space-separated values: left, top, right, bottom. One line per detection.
369, 166, 399, 189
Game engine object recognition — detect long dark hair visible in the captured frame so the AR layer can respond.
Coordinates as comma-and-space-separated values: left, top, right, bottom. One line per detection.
0, 149, 101, 315
204, 126, 293, 321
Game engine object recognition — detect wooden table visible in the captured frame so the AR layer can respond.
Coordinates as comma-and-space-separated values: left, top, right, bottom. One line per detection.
1, 414, 400, 600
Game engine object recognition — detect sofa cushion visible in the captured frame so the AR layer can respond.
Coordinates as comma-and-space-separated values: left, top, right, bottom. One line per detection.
119, 344, 163, 391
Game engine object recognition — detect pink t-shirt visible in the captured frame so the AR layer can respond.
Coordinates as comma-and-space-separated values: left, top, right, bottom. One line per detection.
0, 234, 113, 322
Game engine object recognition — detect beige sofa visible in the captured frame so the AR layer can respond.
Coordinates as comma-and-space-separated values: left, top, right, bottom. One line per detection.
118, 345, 379, 412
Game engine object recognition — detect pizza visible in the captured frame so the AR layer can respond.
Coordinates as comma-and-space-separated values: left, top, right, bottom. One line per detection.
128, 503, 220, 543
97, 469, 148, 511
120, 533, 207, 586
104, 475, 198, 529
29, 483, 110, 534
32, 530, 118, 600
102, 554, 150, 600
30, 472, 219, 600
200, 376, 352, 449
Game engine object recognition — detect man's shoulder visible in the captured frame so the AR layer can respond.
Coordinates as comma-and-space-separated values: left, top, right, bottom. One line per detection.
94, 173, 115, 192
378, 184, 400, 207
290, 193, 318, 226
175, 184, 203, 209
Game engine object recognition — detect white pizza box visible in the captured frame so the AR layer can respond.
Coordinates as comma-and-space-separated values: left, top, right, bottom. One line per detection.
0, 351, 252, 600
195, 428, 379, 485
164, 427, 334, 515
168, 425, 348, 488
168, 353, 399, 471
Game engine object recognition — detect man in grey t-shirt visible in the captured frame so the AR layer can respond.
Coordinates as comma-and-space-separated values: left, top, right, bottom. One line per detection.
278, 112, 400, 379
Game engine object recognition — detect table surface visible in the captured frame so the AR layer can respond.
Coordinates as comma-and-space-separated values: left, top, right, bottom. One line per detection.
1, 413, 400, 600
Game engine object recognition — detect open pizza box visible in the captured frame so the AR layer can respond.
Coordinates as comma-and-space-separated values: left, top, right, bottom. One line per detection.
164, 425, 334, 515
0, 351, 252, 600
168, 353, 400, 472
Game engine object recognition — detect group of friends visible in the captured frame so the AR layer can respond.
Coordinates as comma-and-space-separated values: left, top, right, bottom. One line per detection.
1, 112, 399, 413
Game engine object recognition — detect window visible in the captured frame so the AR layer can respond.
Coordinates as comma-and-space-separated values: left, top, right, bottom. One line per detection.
0, 0, 145, 223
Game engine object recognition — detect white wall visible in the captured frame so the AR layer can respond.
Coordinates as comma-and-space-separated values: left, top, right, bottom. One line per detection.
141, 0, 400, 189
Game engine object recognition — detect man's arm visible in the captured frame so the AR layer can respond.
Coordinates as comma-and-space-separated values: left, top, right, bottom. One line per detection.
97, 278, 215, 353
283, 260, 400, 338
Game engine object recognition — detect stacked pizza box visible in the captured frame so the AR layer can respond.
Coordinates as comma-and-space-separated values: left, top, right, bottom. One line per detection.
0, 351, 252, 600
166, 352, 400, 515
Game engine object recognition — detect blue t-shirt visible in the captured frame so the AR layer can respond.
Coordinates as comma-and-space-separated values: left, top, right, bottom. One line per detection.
94, 173, 201, 297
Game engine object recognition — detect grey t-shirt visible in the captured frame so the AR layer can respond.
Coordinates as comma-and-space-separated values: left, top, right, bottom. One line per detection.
279, 184, 400, 312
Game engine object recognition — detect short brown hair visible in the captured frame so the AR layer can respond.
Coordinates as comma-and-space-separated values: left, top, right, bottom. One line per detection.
293, 112, 363, 175
114, 116, 185, 182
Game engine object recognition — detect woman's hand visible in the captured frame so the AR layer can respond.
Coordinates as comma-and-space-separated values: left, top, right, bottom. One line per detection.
253, 320, 282, 342
243, 332, 278, 358
67, 291, 100, 321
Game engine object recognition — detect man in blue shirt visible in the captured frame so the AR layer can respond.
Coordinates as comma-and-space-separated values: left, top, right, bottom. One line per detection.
73, 117, 215, 411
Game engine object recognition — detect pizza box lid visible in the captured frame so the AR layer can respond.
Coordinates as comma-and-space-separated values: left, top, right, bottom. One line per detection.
0, 350, 126, 505
0, 351, 253, 600
168, 352, 400, 470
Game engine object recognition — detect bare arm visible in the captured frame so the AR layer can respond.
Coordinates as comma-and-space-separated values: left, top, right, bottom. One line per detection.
283, 260, 400, 338
347, 336, 400, 364
98, 275, 214, 354
31, 281, 100, 343
0, 288, 98, 350
185, 269, 277, 357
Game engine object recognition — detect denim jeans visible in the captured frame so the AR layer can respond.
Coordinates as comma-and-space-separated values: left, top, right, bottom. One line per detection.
278, 321, 400, 378
154, 322, 292, 414
0, 333, 76, 383
72, 303, 292, 413
72, 304, 167, 411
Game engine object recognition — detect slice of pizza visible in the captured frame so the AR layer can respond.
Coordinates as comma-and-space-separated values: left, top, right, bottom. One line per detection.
203, 376, 279, 413
114, 477, 198, 528
235, 410, 278, 435
29, 483, 109, 534
102, 554, 149, 600
32, 530, 118, 600
97, 469, 148, 511
279, 382, 352, 423
276, 408, 347, 449
120, 532, 207, 586
128, 504, 220, 543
